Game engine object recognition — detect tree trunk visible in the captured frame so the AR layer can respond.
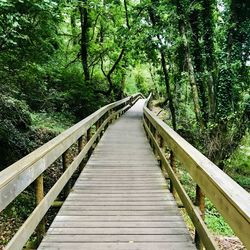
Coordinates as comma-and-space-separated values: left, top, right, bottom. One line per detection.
202, 0, 216, 117
181, 22, 204, 129
148, 3, 177, 130
70, 8, 78, 46
175, 0, 205, 129
79, 0, 90, 82
160, 51, 177, 130
189, 9, 208, 126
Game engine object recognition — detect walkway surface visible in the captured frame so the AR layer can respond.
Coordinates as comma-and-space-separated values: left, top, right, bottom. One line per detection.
38, 100, 196, 250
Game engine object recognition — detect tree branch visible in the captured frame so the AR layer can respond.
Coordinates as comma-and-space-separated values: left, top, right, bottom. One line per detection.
65, 52, 81, 68
124, 0, 130, 29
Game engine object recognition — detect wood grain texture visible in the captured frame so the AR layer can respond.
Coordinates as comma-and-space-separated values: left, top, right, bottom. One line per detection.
144, 119, 217, 250
38, 100, 195, 250
144, 100, 250, 248
0, 94, 142, 212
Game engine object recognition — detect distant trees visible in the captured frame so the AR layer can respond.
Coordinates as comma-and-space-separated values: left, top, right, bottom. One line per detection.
129, 0, 249, 166
0, 0, 249, 168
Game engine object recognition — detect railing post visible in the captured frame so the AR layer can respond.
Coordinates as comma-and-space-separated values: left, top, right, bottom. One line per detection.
129, 97, 133, 106
35, 174, 45, 244
146, 118, 150, 139
108, 110, 112, 125
62, 149, 71, 198
169, 151, 176, 195
195, 185, 205, 250
87, 128, 92, 158
78, 135, 84, 172
96, 119, 101, 141
152, 127, 157, 154
148, 123, 153, 146
100, 117, 105, 136
158, 134, 164, 168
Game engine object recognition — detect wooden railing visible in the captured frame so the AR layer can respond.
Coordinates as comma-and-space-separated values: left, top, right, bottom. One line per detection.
0, 93, 143, 250
143, 94, 250, 250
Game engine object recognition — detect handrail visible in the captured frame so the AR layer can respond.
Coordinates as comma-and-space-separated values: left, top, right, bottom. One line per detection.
143, 94, 250, 249
0, 93, 144, 250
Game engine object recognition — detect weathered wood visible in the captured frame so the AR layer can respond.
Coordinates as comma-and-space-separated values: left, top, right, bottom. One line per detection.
41, 234, 192, 242
53, 215, 183, 221
86, 128, 92, 158
169, 151, 175, 194
143, 119, 218, 250
62, 149, 71, 198
4, 130, 97, 250
51, 221, 186, 228
77, 135, 84, 172
38, 242, 196, 250
35, 175, 45, 245
59, 210, 181, 216
195, 185, 205, 249
47, 227, 190, 235
4, 99, 137, 250
144, 104, 250, 248
0, 93, 142, 212
37, 100, 195, 250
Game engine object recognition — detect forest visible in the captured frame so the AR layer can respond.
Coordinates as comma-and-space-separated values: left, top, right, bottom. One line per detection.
0, 0, 249, 249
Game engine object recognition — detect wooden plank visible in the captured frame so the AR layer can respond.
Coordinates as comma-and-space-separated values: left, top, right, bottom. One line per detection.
47, 227, 190, 235
41, 234, 192, 242
70, 190, 169, 194
50, 221, 186, 228
37, 99, 194, 250
0, 94, 142, 212
144, 120, 218, 249
75, 180, 167, 184
53, 215, 183, 222
60, 205, 177, 211
73, 184, 167, 188
66, 197, 174, 201
77, 176, 163, 179
62, 201, 176, 206
68, 193, 170, 197
72, 186, 168, 190
59, 210, 181, 216
38, 242, 196, 250
4, 113, 115, 250
144, 104, 250, 248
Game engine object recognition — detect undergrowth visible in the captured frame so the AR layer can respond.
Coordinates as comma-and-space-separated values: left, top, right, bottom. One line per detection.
178, 167, 235, 236
224, 132, 250, 191
31, 111, 75, 133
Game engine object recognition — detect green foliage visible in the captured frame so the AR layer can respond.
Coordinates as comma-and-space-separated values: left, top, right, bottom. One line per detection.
125, 65, 154, 96
5, 190, 35, 220
178, 164, 235, 236
0, 0, 249, 241
205, 199, 234, 236
31, 112, 75, 133
225, 133, 250, 190
0, 95, 32, 170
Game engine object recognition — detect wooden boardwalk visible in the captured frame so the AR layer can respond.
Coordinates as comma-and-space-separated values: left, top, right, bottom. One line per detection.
38, 100, 196, 250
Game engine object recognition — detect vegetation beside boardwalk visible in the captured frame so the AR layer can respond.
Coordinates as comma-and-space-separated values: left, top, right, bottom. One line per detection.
0, 0, 249, 248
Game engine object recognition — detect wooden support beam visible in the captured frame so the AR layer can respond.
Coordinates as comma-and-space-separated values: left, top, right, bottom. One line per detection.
78, 135, 84, 172
35, 174, 45, 245
169, 151, 176, 196
195, 185, 206, 250
143, 119, 218, 250
62, 149, 71, 199
87, 128, 92, 158
143, 105, 250, 249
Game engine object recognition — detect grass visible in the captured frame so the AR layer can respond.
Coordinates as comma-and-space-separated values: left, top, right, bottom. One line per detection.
177, 166, 235, 237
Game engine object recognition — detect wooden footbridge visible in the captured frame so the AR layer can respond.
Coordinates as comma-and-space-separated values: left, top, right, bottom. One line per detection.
0, 94, 249, 250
